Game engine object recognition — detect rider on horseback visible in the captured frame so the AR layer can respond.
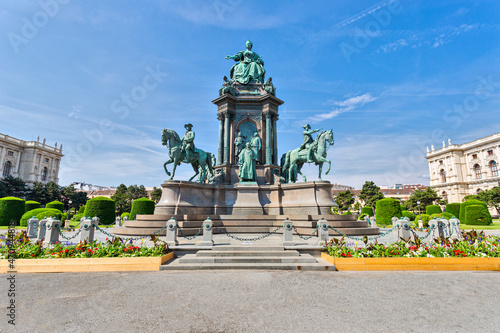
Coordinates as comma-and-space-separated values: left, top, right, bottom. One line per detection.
181, 123, 195, 162
300, 124, 322, 163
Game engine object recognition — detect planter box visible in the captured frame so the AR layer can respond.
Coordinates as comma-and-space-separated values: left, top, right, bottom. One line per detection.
0, 252, 174, 274
321, 252, 500, 271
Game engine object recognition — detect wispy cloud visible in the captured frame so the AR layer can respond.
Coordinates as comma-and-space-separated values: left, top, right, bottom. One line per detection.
305, 93, 377, 123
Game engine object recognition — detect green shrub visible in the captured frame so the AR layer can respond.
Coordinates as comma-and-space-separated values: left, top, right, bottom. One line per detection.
420, 213, 431, 227
401, 210, 415, 221
361, 206, 374, 216
0, 197, 26, 226
72, 213, 85, 222
78, 205, 86, 214
329, 206, 339, 215
441, 212, 453, 220
121, 212, 130, 220
430, 213, 450, 221
36, 210, 63, 222
459, 199, 488, 224
445, 203, 461, 218
426, 205, 442, 215
25, 201, 41, 212
20, 208, 62, 227
465, 205, 492, 226
375, 198, 402, 226
84, 197, 116, 225
130, 198, 155, 220
358, 213, 368, 220
341, 211, 352, 215
45, 200, 64, 212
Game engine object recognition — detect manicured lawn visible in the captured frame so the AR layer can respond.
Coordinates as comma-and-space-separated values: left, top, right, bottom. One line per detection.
461, 221, 500, 230
0, 226, 26, 229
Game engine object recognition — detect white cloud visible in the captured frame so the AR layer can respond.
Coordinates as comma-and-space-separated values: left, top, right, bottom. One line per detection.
306, 93, 377, 123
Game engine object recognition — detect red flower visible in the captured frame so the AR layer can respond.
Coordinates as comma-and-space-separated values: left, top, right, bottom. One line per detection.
64, 249, 69, 253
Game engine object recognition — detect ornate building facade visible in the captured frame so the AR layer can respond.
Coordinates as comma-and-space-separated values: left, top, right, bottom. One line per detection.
0, 133, 63, 186
426, 133, 500, 203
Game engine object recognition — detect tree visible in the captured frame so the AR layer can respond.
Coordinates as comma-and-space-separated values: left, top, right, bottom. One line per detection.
72, 192, 88, 211
335, 190, 355, 211
45, 181, 61, 203
112, 184, 131, 215
61, 185, 76, 210
27, 182, 48, 204
0, 176, 28, 198
407, 187, 441, 212
478, 183, 500, 214
128, 185, 149, 200
358, 181, 384, 208
353, 202, 361, 214
151, 187, 162, 204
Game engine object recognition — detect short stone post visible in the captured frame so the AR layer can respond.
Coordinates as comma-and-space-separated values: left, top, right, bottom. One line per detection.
391, 217, 398, 227
449, 217, 461, 238
282, 218, 294, 247
436, 218, 446, 238
115, 216, 122, 228
27, 217, 39, 238
123, 215, 129, 221
200, 217, 213, 247
418, 218, 423, 229
79, 218, 96, 243
396, 218, 412, 241
36, 218, 48, 242
371, 216, 377, 227
428, 218, 439, 238
44, 218, 62, 244
64, 220, 70, 229
317, 218, 329, 246
166, 217, 178, 246
92, 216, 100, 225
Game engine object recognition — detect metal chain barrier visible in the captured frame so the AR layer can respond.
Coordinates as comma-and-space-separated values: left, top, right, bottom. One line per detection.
213, 225, 283, 242
411, 226, 437, 241
94, 224, 169, 241
328, 225, 397, 241
55, 224, 82, 240
292, 224, 319, 240
177, 224, 204, 240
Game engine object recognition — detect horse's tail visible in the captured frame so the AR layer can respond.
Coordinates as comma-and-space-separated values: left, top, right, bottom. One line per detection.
207, 152, 214, 178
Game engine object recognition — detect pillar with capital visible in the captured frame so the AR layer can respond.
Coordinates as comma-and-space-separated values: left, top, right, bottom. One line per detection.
217, 113, 224, 165
264, 111, 272, 165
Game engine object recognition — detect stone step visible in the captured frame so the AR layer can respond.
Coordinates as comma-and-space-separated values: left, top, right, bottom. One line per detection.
160, 261, 336, 271
196, 250, 300, 257
179, 255, 318, 264
213, 246, 286, 251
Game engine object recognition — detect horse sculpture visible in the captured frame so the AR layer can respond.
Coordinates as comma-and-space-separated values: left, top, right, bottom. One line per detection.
161, 128, 214, 182
281, 129, 334, 183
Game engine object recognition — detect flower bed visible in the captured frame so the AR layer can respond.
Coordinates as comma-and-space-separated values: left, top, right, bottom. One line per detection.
322, 230, 500, 271
0, 231, 174, 273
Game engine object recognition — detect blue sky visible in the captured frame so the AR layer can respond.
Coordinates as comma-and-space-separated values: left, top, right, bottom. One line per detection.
1, 0, 499, 188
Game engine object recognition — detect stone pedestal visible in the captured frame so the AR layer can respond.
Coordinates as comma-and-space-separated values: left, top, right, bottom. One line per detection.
232, 182, 264, 215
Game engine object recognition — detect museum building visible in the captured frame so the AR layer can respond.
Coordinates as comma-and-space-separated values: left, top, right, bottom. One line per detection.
0, 133, 63, 186
426, 132, 499, 203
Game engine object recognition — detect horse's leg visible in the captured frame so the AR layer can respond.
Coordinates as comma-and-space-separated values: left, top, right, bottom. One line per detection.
163, 159, 173, 177
318, 162, 323, 181
188, 163, 199, 182
298, 164, 307, 182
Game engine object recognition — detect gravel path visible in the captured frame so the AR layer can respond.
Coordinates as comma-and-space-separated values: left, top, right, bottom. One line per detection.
2, 270, 499, 333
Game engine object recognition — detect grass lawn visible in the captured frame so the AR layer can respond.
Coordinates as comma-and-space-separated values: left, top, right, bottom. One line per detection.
461, 221, 500, 230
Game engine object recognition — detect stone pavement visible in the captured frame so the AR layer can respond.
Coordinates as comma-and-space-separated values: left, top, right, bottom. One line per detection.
2, 270, 499, 332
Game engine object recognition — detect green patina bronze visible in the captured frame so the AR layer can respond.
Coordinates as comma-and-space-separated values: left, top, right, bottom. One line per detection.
238, 142, 257, 182
161, 127, 215, 183
281, 128, 335, 183
225, 40, 265, 84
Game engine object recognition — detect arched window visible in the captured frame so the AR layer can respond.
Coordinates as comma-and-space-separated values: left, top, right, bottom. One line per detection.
41, 167, 48, 181
2, 161, 12, 177
442, 191, 448, 202
477, 188, 482, 194
490, 160, 498, 177
474, 164, 482, 179
440, 169, 446, 183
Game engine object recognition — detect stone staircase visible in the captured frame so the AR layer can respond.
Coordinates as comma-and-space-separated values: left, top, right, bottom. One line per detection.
160, 246, 336, 271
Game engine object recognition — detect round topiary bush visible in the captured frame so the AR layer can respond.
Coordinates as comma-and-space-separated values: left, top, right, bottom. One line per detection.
420, 213, 431, 227
375, 198, 402, 226
20, 208, 63, 227
465, 205, 492, 226
46, 200, 64, 212
459, 199, 488, 224
84, 197, 116, 225
121, 212, 130, 220
0, 197, 26, 226
130, 198, 155, 220
361, 206, 374, 216
401, 210, 415, 221
78, 205, 86, 214
35, 210, 63, 222
441, 212, 453, 220
72, 213, 85, 222
445, 203, 461, 219
426, 205, 442, 215
341, 211, 352, 215
358, 213, 368, 220
25, 200, 41, 212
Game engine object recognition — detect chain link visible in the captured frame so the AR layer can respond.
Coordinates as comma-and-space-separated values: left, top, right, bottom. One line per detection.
177, 224, 204, 240
328, 225, 397, 241
292, 224, 319, 240
55, 224, 82, 240
213, 225, 283, 242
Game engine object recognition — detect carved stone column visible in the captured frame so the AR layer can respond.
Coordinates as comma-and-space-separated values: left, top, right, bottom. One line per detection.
223, 111, 231, 165
264, 111, 272, 165
273, 114, 278, 165
217, 113, 224, 165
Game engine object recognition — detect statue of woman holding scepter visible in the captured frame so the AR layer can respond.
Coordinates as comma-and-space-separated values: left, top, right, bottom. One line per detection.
225, 40, 266, 85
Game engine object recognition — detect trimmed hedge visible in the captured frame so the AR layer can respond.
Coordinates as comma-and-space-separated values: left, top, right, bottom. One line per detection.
342, 211, 353, 215
78, 205, 86, 214
130, 198, 155, 220
72, 213, 85, 222
445, 203, 461, 219
401, 210, 415, 221
375, 198, 402, 226
420, 214, 431, 227
465, 205, 492, 226
36, 210, 63, 222
46, 200, 64, 212
84, 197, 116, 225
330, 206, 339, 215
459, 199, 488, 224
358, 213, 369, 220
121, 212, 130, 220
441, 212, 453, 220
0, 197, 26, 226
426, 205, 442, 215
25, 201, 41, 212
20, 208, 62, 227
361, 206, 374, 216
